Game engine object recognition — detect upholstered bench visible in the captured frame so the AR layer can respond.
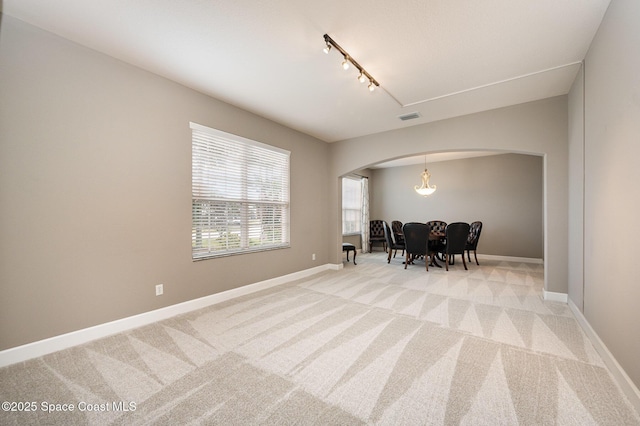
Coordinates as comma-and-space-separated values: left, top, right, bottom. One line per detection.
342, 243, 357, 265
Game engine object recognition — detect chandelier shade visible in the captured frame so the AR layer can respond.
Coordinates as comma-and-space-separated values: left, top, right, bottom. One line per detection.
414, 157, 436, 196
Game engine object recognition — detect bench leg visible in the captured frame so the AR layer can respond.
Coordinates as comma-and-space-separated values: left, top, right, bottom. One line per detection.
343, 247, 357, 265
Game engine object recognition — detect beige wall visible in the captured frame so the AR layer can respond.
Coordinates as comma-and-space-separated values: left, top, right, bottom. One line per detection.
568, 65, 585, 310
0, 15, 329, 350
329, 96, 568, 294
569, 0, 640, 388
370, 154, 543, 259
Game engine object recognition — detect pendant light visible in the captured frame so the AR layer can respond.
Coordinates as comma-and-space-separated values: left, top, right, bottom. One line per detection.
414, 156, 436, 196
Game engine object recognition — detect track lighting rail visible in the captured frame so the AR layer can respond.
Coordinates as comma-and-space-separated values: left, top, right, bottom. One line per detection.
323, 34, 380, 91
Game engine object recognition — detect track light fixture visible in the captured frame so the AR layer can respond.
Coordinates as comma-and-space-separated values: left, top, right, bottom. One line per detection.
323, 34, 380, 92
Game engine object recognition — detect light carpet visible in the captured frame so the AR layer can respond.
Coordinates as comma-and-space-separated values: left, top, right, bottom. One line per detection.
1, 253, 639, 425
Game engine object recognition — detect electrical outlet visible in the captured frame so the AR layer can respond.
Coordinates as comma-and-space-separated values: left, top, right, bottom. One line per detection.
155, 284, 163, 296
312, 253, 316, 261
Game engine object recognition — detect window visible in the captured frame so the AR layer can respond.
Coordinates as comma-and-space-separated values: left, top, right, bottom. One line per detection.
191, 122, 290, 260
342, 176, 363, 235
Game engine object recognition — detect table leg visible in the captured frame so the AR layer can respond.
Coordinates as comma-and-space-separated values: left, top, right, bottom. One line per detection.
429, 253, 442, 268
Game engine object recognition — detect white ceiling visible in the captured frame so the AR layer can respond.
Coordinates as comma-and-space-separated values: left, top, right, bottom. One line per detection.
2, 0, 610, 143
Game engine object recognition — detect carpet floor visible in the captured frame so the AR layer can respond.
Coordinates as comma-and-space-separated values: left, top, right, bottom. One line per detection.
1, 253, 639, 425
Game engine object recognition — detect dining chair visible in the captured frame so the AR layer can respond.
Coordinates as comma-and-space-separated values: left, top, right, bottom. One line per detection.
402, 222, 431, 271
465, 221, 483, 265
426, 220, 447, 234
383, 221, 405, 263
391, 220, 404, 245
369, 220, 386, 252
443, 222, 471, 271
426, 220, 447, 261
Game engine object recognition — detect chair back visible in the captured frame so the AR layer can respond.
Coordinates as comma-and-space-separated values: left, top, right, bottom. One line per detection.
466, 221, 483, 249
383, 221, 395, 248
402, 222, 430, 257
426, 220, 447, 234
391, 220, 404, 244
369, 220, 385, 239
445, 222, 470, 254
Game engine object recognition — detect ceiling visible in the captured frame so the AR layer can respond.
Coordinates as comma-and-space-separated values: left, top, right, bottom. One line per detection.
2, 0, 610, 143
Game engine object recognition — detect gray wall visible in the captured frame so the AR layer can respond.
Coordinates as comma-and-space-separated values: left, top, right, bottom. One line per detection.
329, 96, 568, 294
568, 0, 640, 388
568, 66, 585, 311
0, 15, 330, 350
370, 154, 543, 259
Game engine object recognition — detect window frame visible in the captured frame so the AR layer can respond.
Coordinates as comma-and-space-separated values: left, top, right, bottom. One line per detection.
342, 176, 363, 236
191, 122, 290, 260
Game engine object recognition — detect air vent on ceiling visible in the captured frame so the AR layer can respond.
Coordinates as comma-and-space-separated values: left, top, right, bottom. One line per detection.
398, 112, 421, 121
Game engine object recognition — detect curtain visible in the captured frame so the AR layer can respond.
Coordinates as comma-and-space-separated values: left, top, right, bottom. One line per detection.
361, 177, 370, 253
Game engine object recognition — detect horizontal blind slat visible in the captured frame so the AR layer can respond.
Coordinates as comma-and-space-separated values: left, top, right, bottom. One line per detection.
192, 123, 290, 259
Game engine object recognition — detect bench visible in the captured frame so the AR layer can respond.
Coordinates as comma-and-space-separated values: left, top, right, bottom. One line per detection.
342, 243, 357, 265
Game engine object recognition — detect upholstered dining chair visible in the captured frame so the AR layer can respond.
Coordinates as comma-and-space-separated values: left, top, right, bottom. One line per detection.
465, 221, 483, 265
391, 220, 404, 246
443, 222, 471, 271
402, 222, 431, 271
369, 220, 386, 252
426, 220, 447, 234
426, 220, 447, 261
383, 221, 405, 263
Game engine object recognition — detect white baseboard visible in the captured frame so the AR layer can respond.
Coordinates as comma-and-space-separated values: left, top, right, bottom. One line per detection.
478, 254, 544, 264
0, 264, 336, 368
569, 299, 640, 415
543, 290, 569, 303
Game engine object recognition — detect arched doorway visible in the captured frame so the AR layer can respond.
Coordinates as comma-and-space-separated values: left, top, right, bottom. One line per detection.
328, 97, 568, 297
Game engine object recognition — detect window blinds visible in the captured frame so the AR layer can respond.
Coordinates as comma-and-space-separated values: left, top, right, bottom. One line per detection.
342, 176, 363, 235
191, 123, 290, 259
